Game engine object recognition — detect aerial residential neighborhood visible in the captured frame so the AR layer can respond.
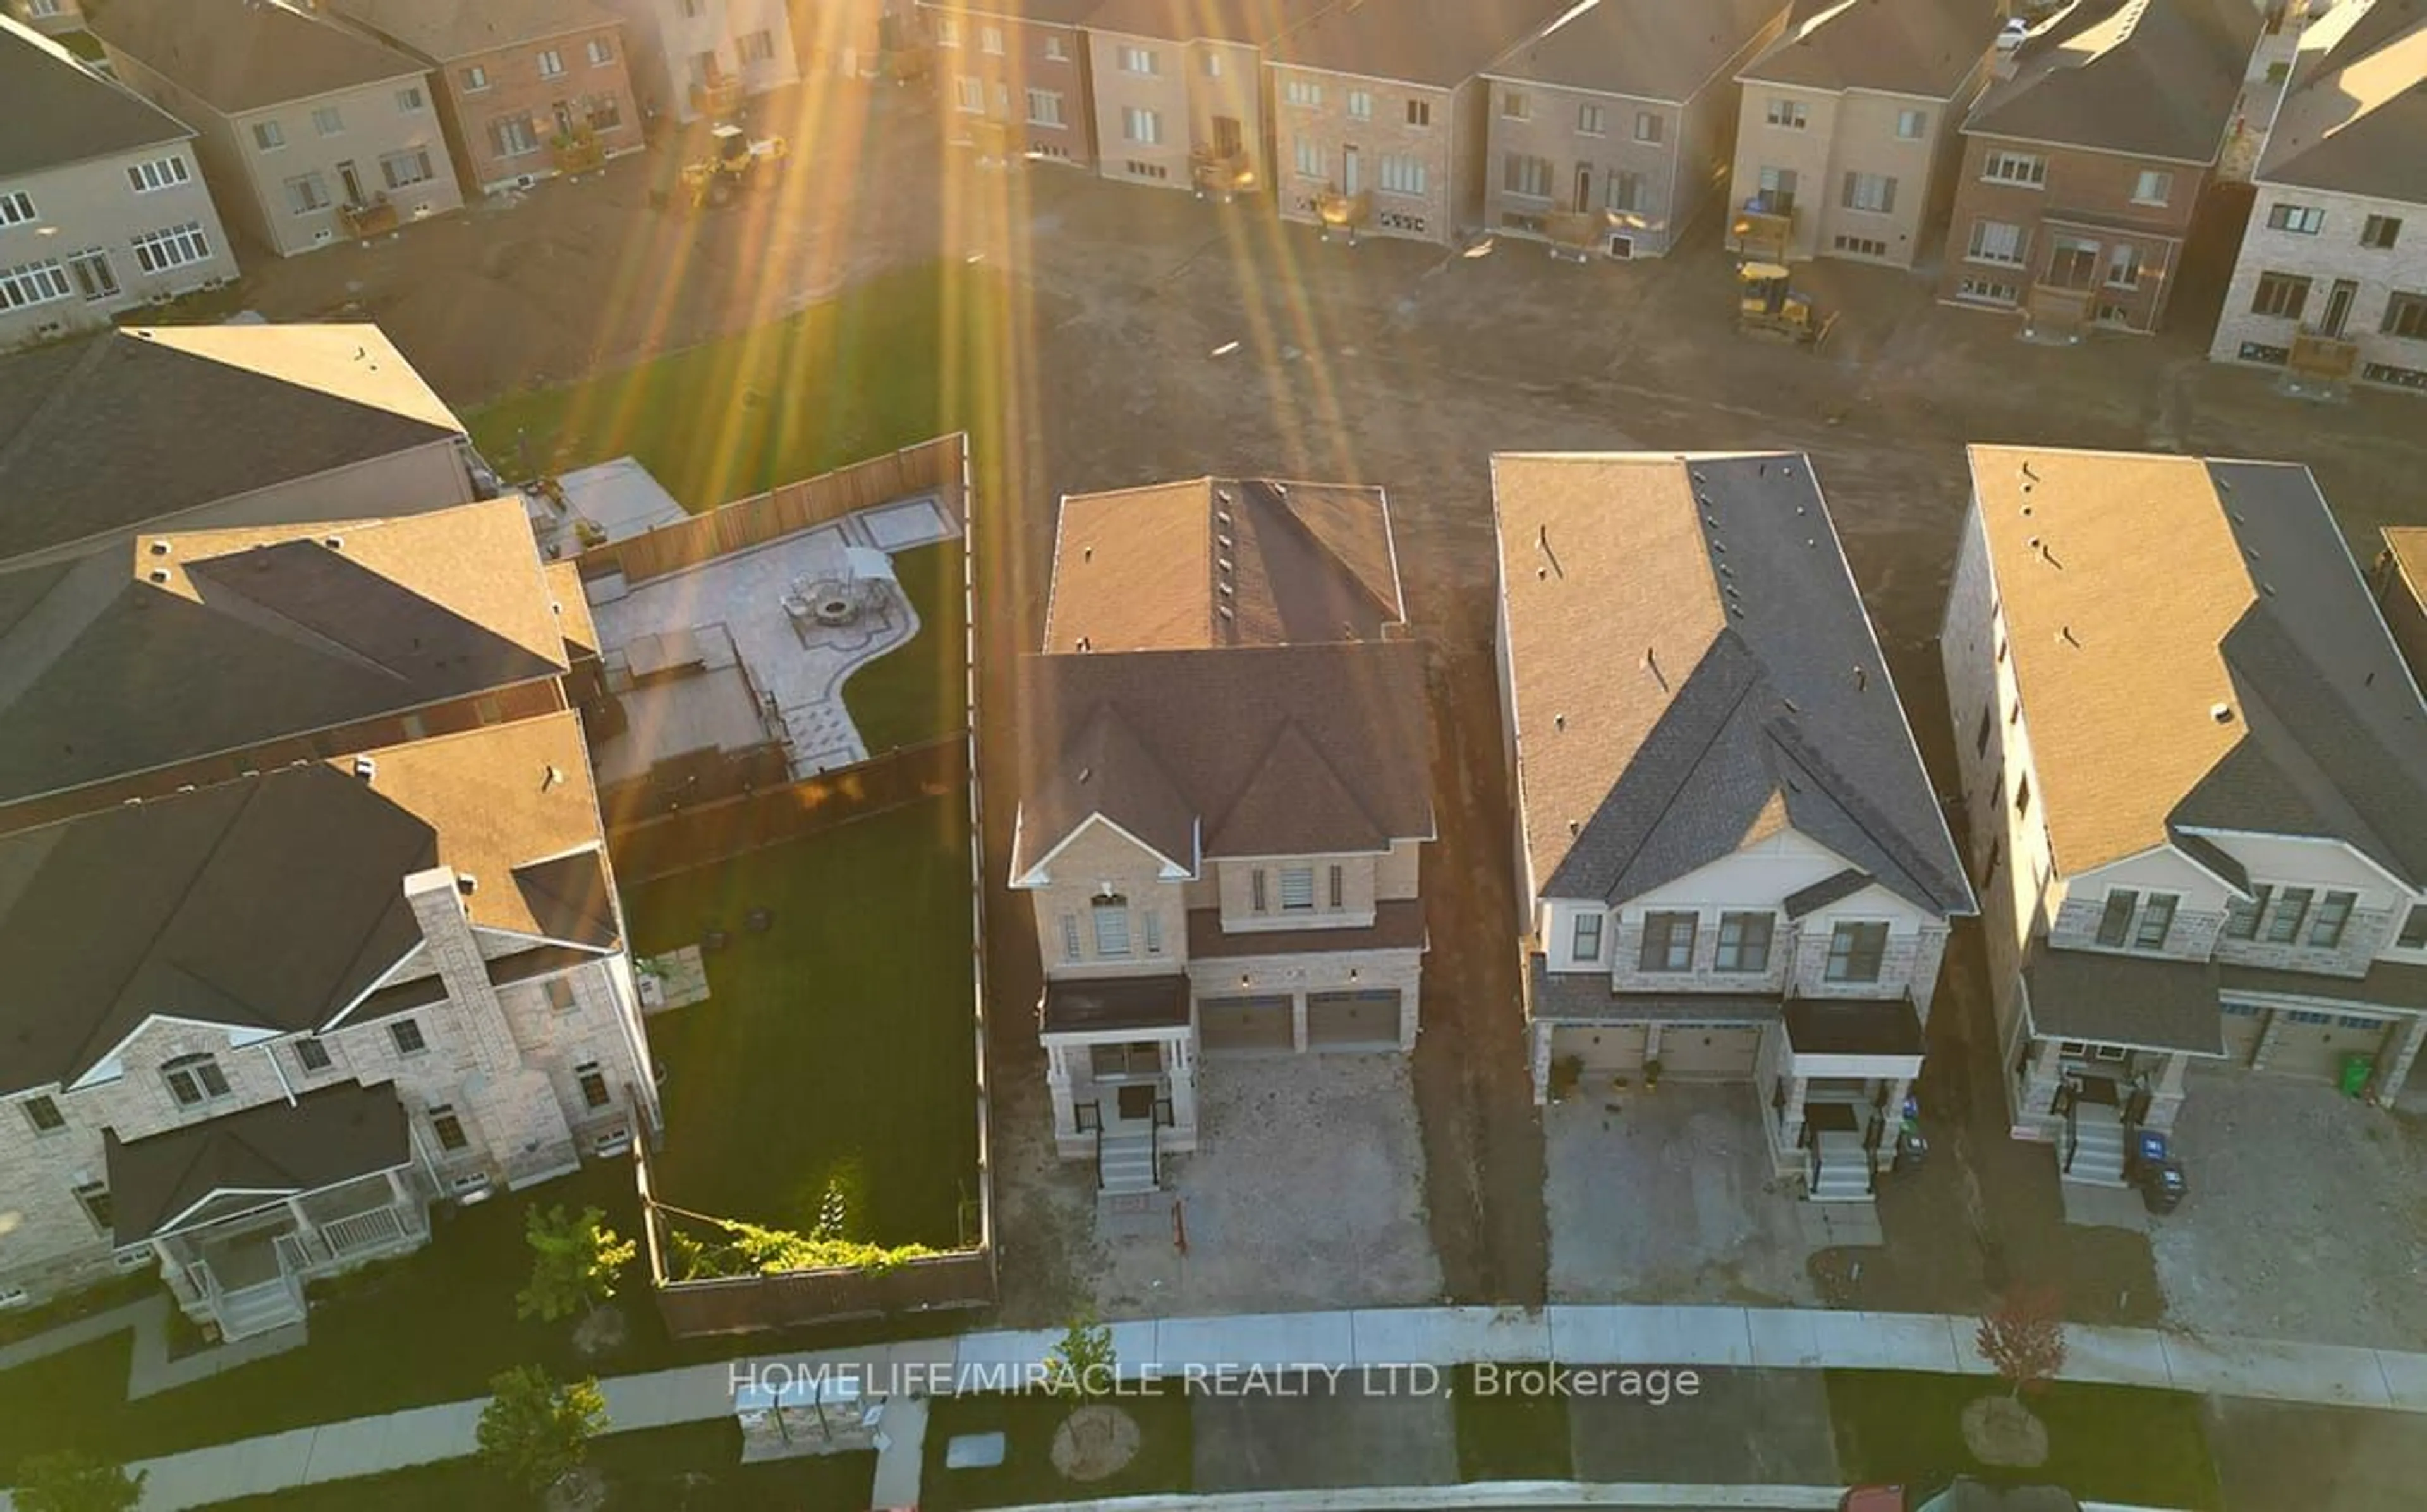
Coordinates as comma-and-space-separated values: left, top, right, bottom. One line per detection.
4, 0, 2427, 1509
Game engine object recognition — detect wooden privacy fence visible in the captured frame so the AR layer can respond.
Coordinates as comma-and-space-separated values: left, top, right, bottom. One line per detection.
577, 435, 965, 584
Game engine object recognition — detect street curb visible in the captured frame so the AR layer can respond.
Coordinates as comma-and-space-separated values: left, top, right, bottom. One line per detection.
982, 1485, 2193, 1511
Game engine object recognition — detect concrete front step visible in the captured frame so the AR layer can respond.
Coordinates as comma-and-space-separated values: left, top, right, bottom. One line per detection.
1809, 1170, 1875, 1202
1099, 1137, 1158, 1195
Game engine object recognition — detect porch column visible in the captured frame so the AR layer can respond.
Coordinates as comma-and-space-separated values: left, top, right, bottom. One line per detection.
2020, 1039, 2065, 1119
1530, 1020, 1554, 1105
1779, 1074, 1809, 1151
1043, 1041, 1077, 1137
1885, 1076, 1913, 1123
1165, 1034, 1198, 1135
1397, 987, 1418, 1051
282, 1195, 324, 1265
2249, 1008, 2288, 1072
2143, 1051, 2191, 1132
1290, 992, 1309, 1053
2373, 1013, 2427, 1108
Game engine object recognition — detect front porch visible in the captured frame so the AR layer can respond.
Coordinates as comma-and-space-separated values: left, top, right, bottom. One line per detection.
1758, 998, 1926, 1204
2010, 943, 2226, 1186
1039, 976, 1200, 1188
157, 1170, 435, 1341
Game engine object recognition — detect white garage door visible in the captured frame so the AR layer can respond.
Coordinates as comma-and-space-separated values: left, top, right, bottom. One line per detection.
2217, 1001, 2266, 1066
1306, 990, 1402, 1050
2262, 1009, 2393, 1082
1199, 995, 1293, 1055
1656, 1024, 1763, 1080
1551, 1024, 1647, 1075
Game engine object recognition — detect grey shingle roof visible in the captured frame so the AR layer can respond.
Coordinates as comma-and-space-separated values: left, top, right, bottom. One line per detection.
1783, 867, 1873, 919
1269, 0, 1573, 87
1186, 897, 1426, 957
1081, 0, 1330, 44
0, 15, 193, 178
1784, 995, 1923, 1055
1493, 452, 1973, 918
326, 0, 623, 62
2220, 957, 2427, 1011
87, 0, 428, 114
1739, 0, 2002, 98
2254, 0, 2427, 203
1527, 955, 1783, 1022
2023, 941, 2223, 1055
104, 1081, 411, 1242
1961, 0, 2259, 164
1040, 973, 1191, 1033
1486, 0, 1789, 103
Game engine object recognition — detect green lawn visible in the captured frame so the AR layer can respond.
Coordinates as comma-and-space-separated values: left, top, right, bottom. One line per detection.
463, 261, 1006, 512
842, 540, 968, 754
1826, 1371, 2221, 1510
205, 1421, 873, 1510
626, 796, 979, 1247
1452, 1365, 1572, 1481
919, 1391, 1193, 1510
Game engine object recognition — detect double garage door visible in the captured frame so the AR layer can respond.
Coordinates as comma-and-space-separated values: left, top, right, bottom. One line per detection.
2230, 1002, 2399, 1080
1548, 1023, 1763, 1079
1198, 992, 1406, 1054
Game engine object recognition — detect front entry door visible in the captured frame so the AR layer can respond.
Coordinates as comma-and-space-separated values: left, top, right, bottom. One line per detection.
2322, 278, 2357, 337
338, 161, 365, 205
1341, 145, 1361, 195
1573, 164, 1592, 213
1212, 114, 1243, 158
1117, 1084, 1157, 1122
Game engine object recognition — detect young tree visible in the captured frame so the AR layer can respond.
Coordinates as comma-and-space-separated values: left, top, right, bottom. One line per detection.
1043, 1311, 1117, 1398
12, 1452, 145, 1512
1976, 1284, 2068, 1398
516, 1204, 636, 1322
477, 1365, 608, 1493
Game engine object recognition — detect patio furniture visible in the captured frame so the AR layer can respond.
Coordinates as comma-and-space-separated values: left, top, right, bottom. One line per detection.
745, 907, 774, 933
701, 928, 730, 953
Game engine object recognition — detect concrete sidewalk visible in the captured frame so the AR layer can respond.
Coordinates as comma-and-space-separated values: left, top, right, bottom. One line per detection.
75, 1302, 2427, 1509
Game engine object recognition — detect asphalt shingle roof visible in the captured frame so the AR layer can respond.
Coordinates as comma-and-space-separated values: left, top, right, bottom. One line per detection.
1268, 0, 1573, 87
2023, 940, 2224, 1054
0, 15, 193, 178
327, 0, 623, 61
1082, 0, 1330, 44
104, 1081, 411, 1242
1739, 0, 2004, 98
87, 0, 428, 114
1487, 0, 1789, 103
1961, 0, 2259, 164
2254, 0, 2427, 202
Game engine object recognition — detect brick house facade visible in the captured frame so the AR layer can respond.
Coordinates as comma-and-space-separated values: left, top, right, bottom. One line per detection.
923, 1, 1097, 167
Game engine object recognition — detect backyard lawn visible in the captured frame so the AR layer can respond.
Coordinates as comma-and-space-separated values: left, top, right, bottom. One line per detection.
843, 540, 969, 754
1826, 1371, 2222, 1509
919, 1389, 1193, 1510
625, 795, 980, 1249
463, 261, 1006, 513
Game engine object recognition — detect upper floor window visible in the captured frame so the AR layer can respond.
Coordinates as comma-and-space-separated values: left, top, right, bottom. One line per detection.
1092, 895, 1133, 956
1118, 44, 1156, 75
1284, 78, 1322, 109
587, 37, 615, 66
2130, 169, 2172, 207
389, 1018, 427, 1056
312, 106, 345, 136
1765, 98, 1806, 130
2384, 291, 2427, 342
20, 1094, 64, 1134
162, 1053, 231, 1108
2362, 214, 2402, 250
1841, 171, 1897, 214
1982, 150, 2045, 186
2397, 904, 2427, 950
0, 190, 33, 225
126, 155, 189, 193
429, 1104, 470, 1152
1894, 108, 1926, 140
1059, 912, 1081, 960
74, 1181, 113, 1235
2251, 270, 2310, 319
538, 49, 566, 80
2223, 883, 2270, 940
2014, 773, 2031, 818
252, 120, 286, 151
1636, 111, 1664, 144
1347, 89, 1373, 121
1329, 865, 1346, 910
1504, 153, 1551, 200
396, 85, 426, 112
293, 1036, 332, 1073
2097, 889, 2178, 950
1502, 89, 1530, 121
982, 26, 1006, 56
2309, 890, 2357, 949
1825, 922, 1888, 983
2263, 886, 2314, 944
545, 979, 577, 1012
1715, 912, 1773, 973
462, 64, 490, 92
1572, 911, 1603, 962
575, 1061, 612, 1109
2267, 202, 2324, 235
1577, 102, 1606, 136
738, 30, 776, 66
1639, 911, 1696, 972
935, 18, 959, 47
1046, 35, 1069, 61
1406, 99, 1430, 127
1142, 909, 1164, 955
1278, 867, 1316, 912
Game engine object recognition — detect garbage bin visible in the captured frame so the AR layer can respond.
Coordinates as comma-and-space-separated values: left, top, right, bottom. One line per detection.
2129, 1128, 2168, 1185
2339, 1053, 2375, 1099
2142, 1158, 2187, 1215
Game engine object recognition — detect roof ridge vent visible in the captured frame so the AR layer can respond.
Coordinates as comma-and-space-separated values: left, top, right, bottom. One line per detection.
2211, 703, 2234, 725
148, 540, 171, 556
353, 756, 376, 780
457, 874, 478, 895
147, 569, 171, 584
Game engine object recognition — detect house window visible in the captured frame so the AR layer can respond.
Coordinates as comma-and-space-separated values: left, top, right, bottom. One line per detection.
1329, 865, 1346, 909
1406, 99, 1430, 127
313, 106, 345, 136
162, 1053, 231, 1108
2384, 292, 2427, 341
1765, 97, 1806, 128
2134, 893, 2179, 950
294, 1037, 332, 1073
1639, 912, 1696, 972
2096, 889, 2138, 947
1968, 219, 2028, 265
1715, 912, 1773, 973
463, 64, 490, 92
538, 49, 566, 80
1122, 107, 1162, 145
2265, 886, 2314, 944
1502, 89, 1530, 120
252, 120, 286, 150
544, 979, 577, 1013
2267, 202, 2324, 235
1825, 922, 1889, 983
1982, 150, 2045, 186
587, 37, 614, 66
2252, 271, 2310, 318
380, 148, 435, 190
2047, 234, 2099, 288
20, 1095, 64, 1134
66, 248, 117, 302
587, 94, 623, 131
1605, 170, 1642, 213
130, 223, 209, 272
1504, 154, 1551, 199
2223, 883, 2270, 940
1636, 111, 1663, 143
2362, 214, 2402, 250
1294, 136, 1323, 178
1840, 172, 1897, 214
1028, 89, 1062, 126
1093, 897, 1133, 955
2014, 773, 2031, 818
1142, 909, 1164, 955
1572, 912, 1603, 962
2399, 904, 2427, 950
1251, 869, 1270, 912
1059, 913, 1081, 960
1284, 78, 1321, 108
1834, 234, 1889, 257
1895, 108, 1926, 139
980, 26, 1005, 56
2105, 243, 2143, 289
126, 155, 189, 193
1347, 89, 1373, 120
430, 1105, 469, 1152
0, 190, 33, 225
575, 1061, 612, 1109
1974, 705, 1993, 757
1279, 867, 1316, 911
1119, 44, 1157, 75
738, 30, 776, 66
2309, 890, 2357, 948
494, 117, 541, 156
1577, 102, 1605, 136
74, 1182, 113, 1235
389, 1019, 427, 1056
2129, 169, 2172, 206
935, 18, 959, 47
1377, 153, 1426, 197
285, 172, 331, 214
955, 76, 983, 114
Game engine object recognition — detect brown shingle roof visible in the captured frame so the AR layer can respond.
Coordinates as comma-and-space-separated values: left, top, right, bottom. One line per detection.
1739, 0, 2002, 98
1081, 0, 1329, 44
1044, 478, 1403, 653
326, 0, 623, 61
2254, 0, 2427, 202
105, 1081, 412, 1242
1269, 0, 1574, 87
1493, 452, 1969, 915
1961, 0, 2259, 164
88, 0, 429, 113
1486, 0, 1789, 104
0, 15, 194, 178
1972, 445, 2427, 883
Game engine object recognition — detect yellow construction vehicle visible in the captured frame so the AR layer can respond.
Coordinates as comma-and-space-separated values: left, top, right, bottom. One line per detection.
1315, 187, 1370, 245
1737, 262, 1837, 348
680, 123, 787, 209
1191, 145, 1258, 203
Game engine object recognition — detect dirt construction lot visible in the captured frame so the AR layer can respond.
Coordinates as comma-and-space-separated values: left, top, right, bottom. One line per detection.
224, 84, 2427, 1329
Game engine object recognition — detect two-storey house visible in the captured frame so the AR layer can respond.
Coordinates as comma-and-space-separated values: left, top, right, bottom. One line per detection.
1479, 0, 1791, 258
1941, 445, 2427, 1189
1727, 0, 2001, 267
90, 0, 464, 257
1266, 0, 1571, 248
593, 0, 799, 122
1010, 478, 1434, 1194
1940, 0, 2258, 335
329, 0, 645, 196
1494, 452, 1974, 1202
1078, 0, 1326, 195
2210, 0, 2427, 394
0, 17, 238, 349
922, 1, 1098, 167
0, 322, 483, 572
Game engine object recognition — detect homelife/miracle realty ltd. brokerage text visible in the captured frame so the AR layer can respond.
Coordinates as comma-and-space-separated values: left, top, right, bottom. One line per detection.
729, 1360, 1705, 1403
